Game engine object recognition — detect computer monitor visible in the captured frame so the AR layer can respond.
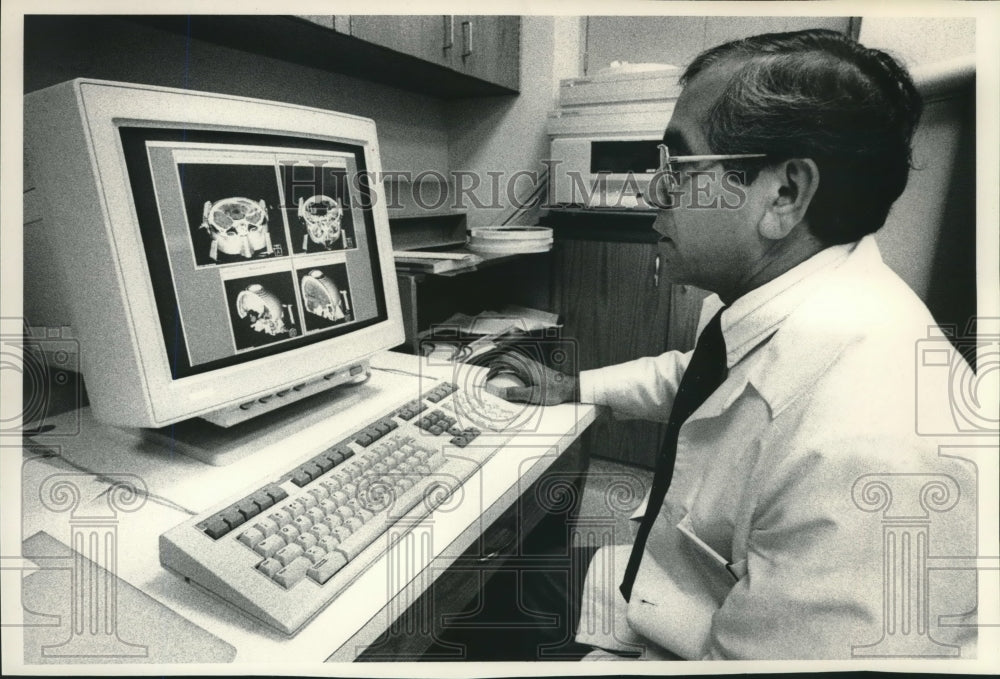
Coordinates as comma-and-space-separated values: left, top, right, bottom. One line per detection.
24, 79, 404, 438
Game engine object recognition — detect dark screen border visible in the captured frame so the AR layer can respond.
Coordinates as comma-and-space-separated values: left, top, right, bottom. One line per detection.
118, 126, 389, 380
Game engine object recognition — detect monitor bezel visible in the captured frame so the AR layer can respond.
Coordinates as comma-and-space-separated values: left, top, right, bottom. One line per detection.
73, 80, 404, 426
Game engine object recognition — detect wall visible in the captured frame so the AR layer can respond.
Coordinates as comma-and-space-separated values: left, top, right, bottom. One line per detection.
859, 17, 975, 68
445, 16, 582, 229
583, 15, 851, 74
23, 16, 450, 178
859, 17, 978, 331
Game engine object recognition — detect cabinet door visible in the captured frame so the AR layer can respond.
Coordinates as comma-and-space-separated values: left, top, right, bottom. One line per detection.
550, 239, 672, 468
348, 15, 453, 68
453, 16, 520, 90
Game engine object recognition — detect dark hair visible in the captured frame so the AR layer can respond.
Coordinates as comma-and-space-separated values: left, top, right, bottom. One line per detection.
682, 29, 923, 245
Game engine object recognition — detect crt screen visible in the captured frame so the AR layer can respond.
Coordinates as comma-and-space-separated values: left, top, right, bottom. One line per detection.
119, 127, 388, 379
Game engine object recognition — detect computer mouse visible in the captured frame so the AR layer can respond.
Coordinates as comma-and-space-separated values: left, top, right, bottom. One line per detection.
487, 371, 527, 391
484, 370, 529, 399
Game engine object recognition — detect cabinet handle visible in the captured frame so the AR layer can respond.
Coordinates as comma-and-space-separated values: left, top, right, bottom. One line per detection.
461, 19, 473, 58
653, 254, 660, 288
443, 15, 453, 51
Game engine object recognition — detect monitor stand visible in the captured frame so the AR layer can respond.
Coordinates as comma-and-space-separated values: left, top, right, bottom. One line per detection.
25, 369, 375, 469
141, 372, 371, 466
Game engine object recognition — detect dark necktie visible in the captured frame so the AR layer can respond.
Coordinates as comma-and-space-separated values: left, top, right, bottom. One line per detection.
619, 307, 729, 602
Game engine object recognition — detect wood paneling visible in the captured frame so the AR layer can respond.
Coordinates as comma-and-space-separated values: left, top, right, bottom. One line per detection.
550, 238, 675, 468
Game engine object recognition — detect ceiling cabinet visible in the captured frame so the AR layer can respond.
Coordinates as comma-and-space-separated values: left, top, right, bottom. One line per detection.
308, 14, 520, 94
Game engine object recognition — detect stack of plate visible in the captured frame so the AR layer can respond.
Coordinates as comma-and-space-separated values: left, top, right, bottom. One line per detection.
467, 226, 553, 255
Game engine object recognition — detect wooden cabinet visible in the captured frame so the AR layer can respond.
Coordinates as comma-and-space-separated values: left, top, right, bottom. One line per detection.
549, 237, 671, 469
347, 15, 454, 68
328, 15, 520, 92
451, 16, 520, 91
129, 15, 519, 98
353, 440, 588, 661
541, 210, 710, 469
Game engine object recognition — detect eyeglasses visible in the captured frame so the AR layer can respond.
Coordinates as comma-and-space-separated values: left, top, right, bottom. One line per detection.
657, 144, 767, 174
649, 144, 768, 208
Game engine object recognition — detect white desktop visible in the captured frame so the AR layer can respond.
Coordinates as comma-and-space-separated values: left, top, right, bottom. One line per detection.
20, 79, 595, 661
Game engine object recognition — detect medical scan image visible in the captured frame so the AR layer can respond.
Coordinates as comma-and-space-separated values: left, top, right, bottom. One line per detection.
281, 164, 356, 253
224, 272, 300, 350
202, 197, 273, 261
179, 162, 289, 266
298, 264, 353, 332
298, 195, 344, 251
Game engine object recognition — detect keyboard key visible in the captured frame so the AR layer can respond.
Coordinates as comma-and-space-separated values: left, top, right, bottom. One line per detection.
291, 469, 312, 487
293, 515, 313, 532
345, 517, 364, 532
307, 552, 348, 585
307, 507, 326, 523
355, 432, 374, 447
314, 455, 335, 474
285, 501, 306, 517
275, 542, 305, 566
252, 517, 279, 537
274, 556, 311, 588
254, 534, 286, 559
268, 509, 293, 527
295, 533, 318, 551
257, 557, 283, 578
304, 546, 327, 564
219, 507, 246, 529
202, 517, 229, 539
318, 535, 341, 552
323, 515, 344, 531
250, 490, 276, 512
299, 494, 318, 510
450, 436, 468, 448
429, 425, 443, 436
279, 524, 300, 543
309, 523, 332, 539
332, 525, 353, 542
236, 498, 263, 520
265, 485, 289, 503
237, 527, 265, 549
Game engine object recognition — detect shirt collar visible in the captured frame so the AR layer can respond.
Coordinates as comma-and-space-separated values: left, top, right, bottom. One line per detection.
700, 239, 857, 369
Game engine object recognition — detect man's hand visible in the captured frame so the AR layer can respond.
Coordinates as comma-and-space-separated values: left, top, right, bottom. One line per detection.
486, 351, 578, 405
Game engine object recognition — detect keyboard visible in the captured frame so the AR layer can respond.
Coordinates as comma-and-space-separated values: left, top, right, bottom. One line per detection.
159, 380, 525, 635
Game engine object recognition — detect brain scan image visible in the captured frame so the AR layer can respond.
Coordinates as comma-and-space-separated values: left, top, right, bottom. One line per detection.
235, 283, 296, 337
301, 269, 351, 324
298, 194, 343, 251
201, 196, 274, 261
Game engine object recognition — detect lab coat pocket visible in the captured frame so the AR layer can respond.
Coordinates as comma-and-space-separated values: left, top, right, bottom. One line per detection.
676, 513, 740, 584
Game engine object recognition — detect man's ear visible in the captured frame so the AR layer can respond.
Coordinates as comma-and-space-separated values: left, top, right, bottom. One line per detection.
758, 158, 819, 240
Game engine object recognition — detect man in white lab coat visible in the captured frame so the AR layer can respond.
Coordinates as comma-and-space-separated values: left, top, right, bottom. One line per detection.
504, 29, 980, 660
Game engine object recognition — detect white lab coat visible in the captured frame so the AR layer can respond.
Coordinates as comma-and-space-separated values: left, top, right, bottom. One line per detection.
575, 236, 979, 659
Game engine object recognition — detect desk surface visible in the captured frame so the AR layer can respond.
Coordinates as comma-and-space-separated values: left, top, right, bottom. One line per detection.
15, 351, 595, 667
